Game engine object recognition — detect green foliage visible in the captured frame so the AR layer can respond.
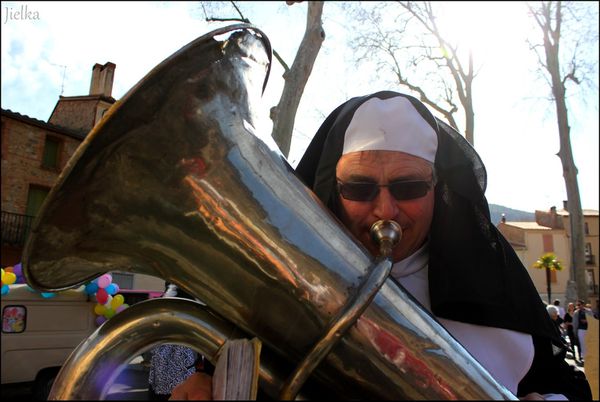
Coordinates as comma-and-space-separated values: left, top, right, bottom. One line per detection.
532, 252, 564, 271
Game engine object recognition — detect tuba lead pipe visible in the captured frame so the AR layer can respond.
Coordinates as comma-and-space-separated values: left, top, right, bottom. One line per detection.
280, 220, 402, 400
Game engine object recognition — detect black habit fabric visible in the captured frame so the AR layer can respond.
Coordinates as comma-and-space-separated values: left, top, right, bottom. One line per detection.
295, 91, 592, 399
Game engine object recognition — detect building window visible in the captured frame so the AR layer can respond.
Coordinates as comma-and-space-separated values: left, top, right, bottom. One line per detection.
42, 135, 61, 170
112, 272, 134, 289
25, 186, 50, 217
584, 222, 589, 235
587, 269, 597, 296
542, 234, 554, 252
585, 242, 594, 265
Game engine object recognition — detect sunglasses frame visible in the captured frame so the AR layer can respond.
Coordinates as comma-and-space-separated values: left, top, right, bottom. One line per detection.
336, 178, 434, 202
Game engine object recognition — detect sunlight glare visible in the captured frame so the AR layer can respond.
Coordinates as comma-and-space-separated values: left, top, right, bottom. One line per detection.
436, 2, 531, 63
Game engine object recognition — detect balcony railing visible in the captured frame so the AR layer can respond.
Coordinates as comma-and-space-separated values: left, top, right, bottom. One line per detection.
1, 211, 34, 246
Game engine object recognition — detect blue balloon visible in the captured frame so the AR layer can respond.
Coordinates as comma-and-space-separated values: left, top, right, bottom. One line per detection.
1, 284, 9, 295
105, 283, 117, 296
85, 282, 99, 295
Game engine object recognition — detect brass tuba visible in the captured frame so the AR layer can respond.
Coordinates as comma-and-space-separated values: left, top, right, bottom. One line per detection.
22, 25, 516, 400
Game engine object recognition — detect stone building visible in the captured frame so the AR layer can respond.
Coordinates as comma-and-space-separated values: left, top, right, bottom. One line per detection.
1, 62, 162, 292
498, 204, 599, 307
1, 110, 85, 265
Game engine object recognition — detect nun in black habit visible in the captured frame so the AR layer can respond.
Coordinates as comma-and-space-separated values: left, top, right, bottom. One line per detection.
295, 91, 591, 400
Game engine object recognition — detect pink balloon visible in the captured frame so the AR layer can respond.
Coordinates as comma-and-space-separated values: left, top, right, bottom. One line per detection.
97, 274, 112, 289
96, 288, 108, 305
116, 304, 128, 313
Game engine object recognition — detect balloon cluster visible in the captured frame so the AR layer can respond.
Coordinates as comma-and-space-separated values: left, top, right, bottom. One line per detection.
1, 263, 25, 295
84, 273, 130, 326
2, 266, 129, 325
1, 263, 56, 298
25, 286, 57, 298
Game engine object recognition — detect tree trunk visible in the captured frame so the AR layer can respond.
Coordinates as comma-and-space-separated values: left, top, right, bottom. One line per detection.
464, 51, 474, 146
271, 1, 325, 157
540, 2, 588, 303
546, 267, 552, 304
464, 79, 475, 145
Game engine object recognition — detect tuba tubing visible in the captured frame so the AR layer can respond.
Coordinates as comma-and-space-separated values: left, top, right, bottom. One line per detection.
48, 297, 296, 400
23, 25, 517, 399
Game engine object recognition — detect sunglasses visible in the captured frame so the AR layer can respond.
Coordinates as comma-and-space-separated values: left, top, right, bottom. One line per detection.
336, 178, 433, 202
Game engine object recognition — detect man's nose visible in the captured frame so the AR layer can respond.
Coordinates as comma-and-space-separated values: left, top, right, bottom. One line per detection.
373, 187, 398, 220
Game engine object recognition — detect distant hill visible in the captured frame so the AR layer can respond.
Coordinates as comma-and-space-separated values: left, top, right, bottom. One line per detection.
488, 204, 536, 225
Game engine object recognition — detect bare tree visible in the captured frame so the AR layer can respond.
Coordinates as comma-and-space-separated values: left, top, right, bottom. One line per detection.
202, 1, 325, 157
528, 1, 598, 302
346, 1, 476, 145
271, 2, 324, 157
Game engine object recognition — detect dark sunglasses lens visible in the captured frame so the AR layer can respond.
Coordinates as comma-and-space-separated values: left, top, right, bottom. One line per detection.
340, 182, 378, 201
389, 181, 430, 200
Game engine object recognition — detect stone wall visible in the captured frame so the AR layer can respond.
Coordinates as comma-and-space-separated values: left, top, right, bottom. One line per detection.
1, 114, 82, 214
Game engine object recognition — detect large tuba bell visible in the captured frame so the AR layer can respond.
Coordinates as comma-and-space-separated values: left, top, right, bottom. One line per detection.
22, 25, 516, 399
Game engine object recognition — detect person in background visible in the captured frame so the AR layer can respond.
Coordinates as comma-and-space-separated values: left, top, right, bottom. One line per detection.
583, 300, 598, 399
546, 305, 565, 341
553, 299, 565, 319
148, 283, 200, 400
563, 302, 580, 363
572, 300, 590, 366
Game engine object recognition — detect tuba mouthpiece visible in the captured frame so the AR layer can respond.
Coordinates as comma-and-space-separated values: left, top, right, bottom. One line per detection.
370, 220, 402, 258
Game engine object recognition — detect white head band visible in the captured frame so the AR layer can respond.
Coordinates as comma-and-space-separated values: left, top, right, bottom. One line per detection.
342, 96, 438, 162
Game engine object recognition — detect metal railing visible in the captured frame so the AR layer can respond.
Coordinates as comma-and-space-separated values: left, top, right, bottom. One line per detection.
1, 211, 34, 246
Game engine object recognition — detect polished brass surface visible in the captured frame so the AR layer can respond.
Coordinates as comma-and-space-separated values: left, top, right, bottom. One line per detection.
48, 298, 294, 400
23, 25, 517, 399
279, 257, 394, 400
49, 298, 236, 400
280, 220, 402, 400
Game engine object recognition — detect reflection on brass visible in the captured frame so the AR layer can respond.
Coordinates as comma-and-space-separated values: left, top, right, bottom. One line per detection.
280, 221, 401, 400
23, 25, 517, 399
48, 298, 298, 400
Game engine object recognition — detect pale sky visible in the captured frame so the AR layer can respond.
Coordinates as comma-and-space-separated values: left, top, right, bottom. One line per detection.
1, 1, 598, 213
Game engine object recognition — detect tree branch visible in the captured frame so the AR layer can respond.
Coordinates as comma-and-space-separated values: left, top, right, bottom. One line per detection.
396, 2, 470, 124
204, 2, 289, 74
230, 0, 245, 20
206, 16, 249, 23
273, 50, 290, 74
271, 1, 325, 156
563, 71, 581, 86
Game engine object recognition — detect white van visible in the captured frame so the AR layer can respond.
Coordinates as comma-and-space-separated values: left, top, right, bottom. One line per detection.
1, 284, 96, 399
